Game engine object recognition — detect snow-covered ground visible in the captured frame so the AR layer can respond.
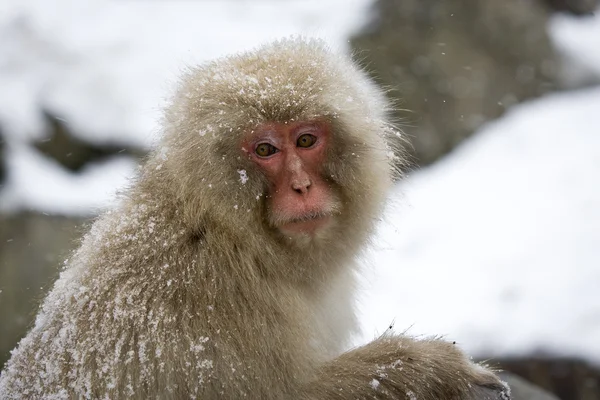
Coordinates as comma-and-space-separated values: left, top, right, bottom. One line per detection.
552, 10, 600, 82
357, 86, 600, 363
1, 0, 599, 364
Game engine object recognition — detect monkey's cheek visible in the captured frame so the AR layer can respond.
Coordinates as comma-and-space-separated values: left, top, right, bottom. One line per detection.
278, 215, 333, 237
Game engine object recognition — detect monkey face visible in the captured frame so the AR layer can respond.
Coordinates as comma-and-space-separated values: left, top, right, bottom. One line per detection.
242, 120, 342, 238
162, 38, 398, 255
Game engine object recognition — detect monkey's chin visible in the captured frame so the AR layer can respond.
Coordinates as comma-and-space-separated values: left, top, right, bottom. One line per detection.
278, 215, 333, 238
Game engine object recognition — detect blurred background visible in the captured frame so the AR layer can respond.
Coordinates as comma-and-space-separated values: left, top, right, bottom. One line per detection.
0, 0, 599, 399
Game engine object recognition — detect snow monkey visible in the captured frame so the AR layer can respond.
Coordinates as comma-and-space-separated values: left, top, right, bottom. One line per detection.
0, 38, 510, 399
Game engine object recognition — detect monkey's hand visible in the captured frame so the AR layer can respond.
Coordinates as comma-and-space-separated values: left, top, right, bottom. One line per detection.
303, 334, 510, 400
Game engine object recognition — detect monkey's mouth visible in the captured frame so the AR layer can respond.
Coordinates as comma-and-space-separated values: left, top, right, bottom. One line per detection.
287, 210, 331, 224
278, 211, 334, 235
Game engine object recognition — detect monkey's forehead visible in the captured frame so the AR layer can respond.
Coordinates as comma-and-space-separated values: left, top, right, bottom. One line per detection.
206, 38, 343, 85
169, 37, 389, 127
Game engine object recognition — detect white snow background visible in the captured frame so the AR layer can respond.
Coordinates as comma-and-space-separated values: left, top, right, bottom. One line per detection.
0, 0, 599, 364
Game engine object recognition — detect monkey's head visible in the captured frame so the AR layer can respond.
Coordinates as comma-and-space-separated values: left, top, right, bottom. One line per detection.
157, 38, 402, 263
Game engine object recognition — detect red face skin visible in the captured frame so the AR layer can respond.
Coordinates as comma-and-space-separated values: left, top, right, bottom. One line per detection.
242, 120, 338, 236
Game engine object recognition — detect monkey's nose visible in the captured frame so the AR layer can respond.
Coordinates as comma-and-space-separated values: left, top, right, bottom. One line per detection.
292, 179, 311, 195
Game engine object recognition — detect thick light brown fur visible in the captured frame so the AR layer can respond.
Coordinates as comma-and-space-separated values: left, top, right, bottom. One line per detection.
0, 38, 509, 399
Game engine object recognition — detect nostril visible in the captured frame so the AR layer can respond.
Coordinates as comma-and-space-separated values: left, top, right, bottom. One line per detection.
292, 180, 311, 194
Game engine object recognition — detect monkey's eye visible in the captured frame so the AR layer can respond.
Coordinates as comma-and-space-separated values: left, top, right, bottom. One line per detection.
297, 134, 317, 148
255, 143, 278, 157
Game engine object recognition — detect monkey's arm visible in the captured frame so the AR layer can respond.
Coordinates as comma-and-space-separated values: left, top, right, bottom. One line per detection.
302, 335, 510, 400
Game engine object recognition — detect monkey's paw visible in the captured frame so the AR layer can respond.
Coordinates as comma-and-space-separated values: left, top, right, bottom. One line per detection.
377, 336, 512, 400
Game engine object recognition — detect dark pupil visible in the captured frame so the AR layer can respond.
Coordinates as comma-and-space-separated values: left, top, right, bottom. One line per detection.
298, 134, 315, 147
256, 144, 274, 156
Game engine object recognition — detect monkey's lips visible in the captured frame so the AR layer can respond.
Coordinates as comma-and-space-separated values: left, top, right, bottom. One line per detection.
278, 213, 333, 235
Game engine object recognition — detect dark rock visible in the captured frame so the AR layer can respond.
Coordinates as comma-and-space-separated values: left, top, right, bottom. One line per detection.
498, 357, 600, 400
0, 213, 88, 369
501, 372, 561, 400
351, 0, 560, 165
542, 0, 599, 15
35, 110, 147, 172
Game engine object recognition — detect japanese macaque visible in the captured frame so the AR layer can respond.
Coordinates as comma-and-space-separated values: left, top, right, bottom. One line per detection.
0, 38, 510, 399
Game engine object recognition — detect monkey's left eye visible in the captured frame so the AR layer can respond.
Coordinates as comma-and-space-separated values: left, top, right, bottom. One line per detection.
297, 134, 317, 148
255, 143, 278, 157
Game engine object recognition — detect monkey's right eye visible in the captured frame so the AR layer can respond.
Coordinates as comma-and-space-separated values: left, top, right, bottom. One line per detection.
255, 143, 278, 157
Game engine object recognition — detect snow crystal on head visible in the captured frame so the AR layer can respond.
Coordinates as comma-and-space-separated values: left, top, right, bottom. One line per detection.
237, 169, 248, 184
164, 37, 390, 146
